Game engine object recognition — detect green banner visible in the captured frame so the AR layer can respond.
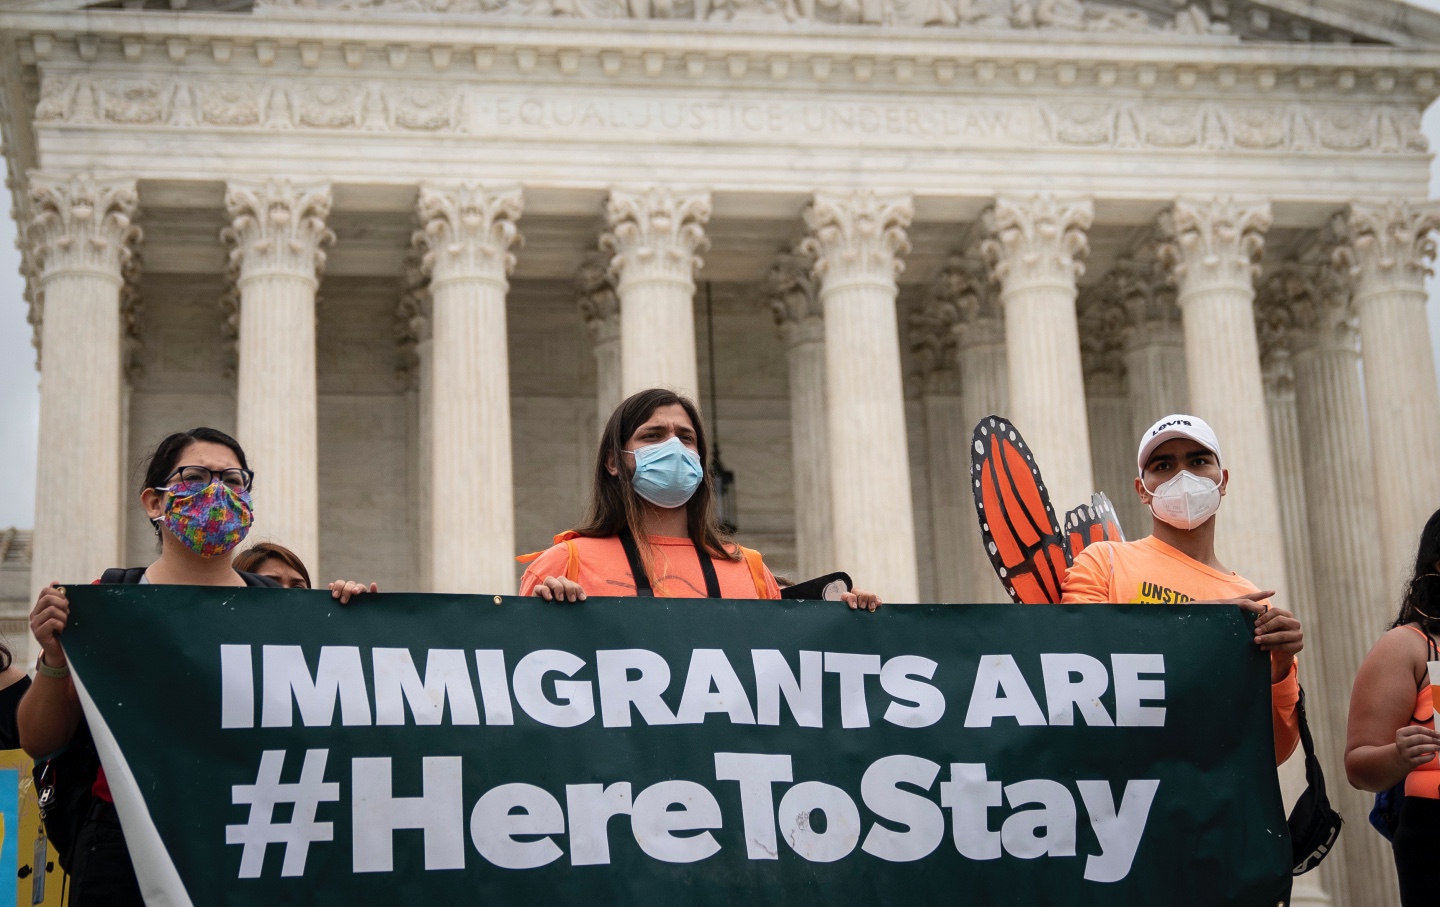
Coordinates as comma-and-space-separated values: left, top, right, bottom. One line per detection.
61, 586, 1291, 906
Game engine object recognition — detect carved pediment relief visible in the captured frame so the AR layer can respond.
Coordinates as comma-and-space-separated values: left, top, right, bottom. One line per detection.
251, 0, 1216, 33
44, 0, 1433, 45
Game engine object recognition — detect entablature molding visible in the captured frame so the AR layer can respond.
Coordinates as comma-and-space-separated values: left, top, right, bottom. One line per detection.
3, 8, 1440, 106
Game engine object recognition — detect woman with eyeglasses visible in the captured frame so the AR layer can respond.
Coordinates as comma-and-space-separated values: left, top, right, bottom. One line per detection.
1346, 507, 1440, 906
16, 426, 366, 905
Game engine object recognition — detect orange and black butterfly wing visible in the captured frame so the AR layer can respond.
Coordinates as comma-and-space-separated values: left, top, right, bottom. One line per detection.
970, 416, 1067, 604
1063, 493, 1128, 561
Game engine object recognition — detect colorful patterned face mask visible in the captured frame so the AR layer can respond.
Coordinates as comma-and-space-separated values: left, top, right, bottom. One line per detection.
157, 480, 253, 557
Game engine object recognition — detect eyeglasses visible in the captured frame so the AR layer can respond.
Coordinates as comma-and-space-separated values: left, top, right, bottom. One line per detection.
162, 465, 254, 492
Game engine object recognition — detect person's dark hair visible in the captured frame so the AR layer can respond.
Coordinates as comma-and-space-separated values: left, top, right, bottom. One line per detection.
0, 641, 12, 673
1393, 507, 1440, 634
575, 389, 740, 577
233, 542, 311, 589
141, 428, 250, 541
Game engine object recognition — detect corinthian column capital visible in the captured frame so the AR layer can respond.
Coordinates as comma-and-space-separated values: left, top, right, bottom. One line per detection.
600, 187, 711, 289
767, 245, 824, 347
1259, 263, 1358, 358
800, 189, 913, 290
415, 182, 524, 287
222, 178, 334, 285
26, 172, 141, 285
980, 193, 1093, 288
577, 252, 620, 345
1332, 199, 1440, 300
1159, 197, 1272, 295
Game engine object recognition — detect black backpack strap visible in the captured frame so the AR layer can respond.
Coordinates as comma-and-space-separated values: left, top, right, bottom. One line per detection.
1295, 688, 1327, 798
693, 541, 720, 599
238, 570, 282, 588
98, 567, 147, 584
618, 531, 653, 597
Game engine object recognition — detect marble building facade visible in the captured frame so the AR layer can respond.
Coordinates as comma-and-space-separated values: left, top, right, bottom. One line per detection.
5, 0, 1440, 902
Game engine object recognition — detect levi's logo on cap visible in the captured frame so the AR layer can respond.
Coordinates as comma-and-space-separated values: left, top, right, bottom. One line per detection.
1151, 419, 1192, 436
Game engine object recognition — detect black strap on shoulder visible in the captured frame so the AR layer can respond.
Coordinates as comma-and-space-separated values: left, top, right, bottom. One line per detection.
695, 543, 721, 599
618, 531, 653, 597
98, 567, 147, 584
618, 531, 721, 598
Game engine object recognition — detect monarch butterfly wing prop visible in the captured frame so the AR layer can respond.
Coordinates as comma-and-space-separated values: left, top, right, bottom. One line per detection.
970, 416, 1068, 604
1062, 492, 1128, 562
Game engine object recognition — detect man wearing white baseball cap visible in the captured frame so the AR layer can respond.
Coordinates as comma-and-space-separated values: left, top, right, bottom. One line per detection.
1062, 413, 1306, 765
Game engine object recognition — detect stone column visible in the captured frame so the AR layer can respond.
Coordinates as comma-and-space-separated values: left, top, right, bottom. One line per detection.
397, 251, 432, 591
952, 261, 1013, 604
1159, 199, 1289, 604
801, 190, 919, 602
223, 178, 333, 575
578, 254, 622, 434
601, 187, 711, 402
1334, 200, 1440, 595
26, 173, 141, 641
981, 194, 1096, 512
1266, 264, 1398, 907
768, 247, 834, 580
909, 265, 968, 603
1095, 256, 1188, 534
1117, 258, 1189, 434
414, 182, 524, 594
1078, 289, 1134, 529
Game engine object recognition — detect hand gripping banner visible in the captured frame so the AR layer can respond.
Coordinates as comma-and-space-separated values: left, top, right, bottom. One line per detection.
61, 586, 1292, 906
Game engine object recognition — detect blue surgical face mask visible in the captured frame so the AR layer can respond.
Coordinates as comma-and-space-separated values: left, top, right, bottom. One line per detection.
626, 437, 704, 509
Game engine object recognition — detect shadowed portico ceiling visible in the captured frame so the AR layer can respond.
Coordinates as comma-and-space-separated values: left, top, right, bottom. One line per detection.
3, 0, 1438, 47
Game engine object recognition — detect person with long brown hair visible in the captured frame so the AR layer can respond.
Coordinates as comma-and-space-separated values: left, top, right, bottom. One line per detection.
520, 388, 878, 609
1346, 507, 1440, 906
520, 388, 779, 599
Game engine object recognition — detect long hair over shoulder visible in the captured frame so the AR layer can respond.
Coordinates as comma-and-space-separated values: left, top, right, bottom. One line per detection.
573, 389, 739, 576
1393, 507, 1440, 634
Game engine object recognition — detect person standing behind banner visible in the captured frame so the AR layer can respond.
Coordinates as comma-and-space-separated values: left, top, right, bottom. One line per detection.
1060, 414, 1304, 765
1345, 507, 1440, 907
519, 388, 881, 610
20, 427, 267, 906
520, 389, 784, 601
230, 539, 375, 601
234, 541, 312, 588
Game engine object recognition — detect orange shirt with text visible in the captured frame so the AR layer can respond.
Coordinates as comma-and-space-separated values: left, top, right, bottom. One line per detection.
1061, 535, 1300, 764
519, 535, 781, 600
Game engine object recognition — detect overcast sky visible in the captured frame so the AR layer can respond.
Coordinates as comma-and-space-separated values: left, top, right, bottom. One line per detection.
5, 9, 1440, 528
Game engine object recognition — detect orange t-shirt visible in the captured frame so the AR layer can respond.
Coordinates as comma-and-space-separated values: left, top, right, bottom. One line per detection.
519, 535, 781, 600
1400, 625, 1439, 799
1061, 535, 1301, 765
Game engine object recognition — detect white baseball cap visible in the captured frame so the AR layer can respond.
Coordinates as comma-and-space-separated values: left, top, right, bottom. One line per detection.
1137, 414, 1222, 475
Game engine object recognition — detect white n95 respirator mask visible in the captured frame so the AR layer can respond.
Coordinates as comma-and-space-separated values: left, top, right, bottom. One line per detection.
1144, 470, 1221, 530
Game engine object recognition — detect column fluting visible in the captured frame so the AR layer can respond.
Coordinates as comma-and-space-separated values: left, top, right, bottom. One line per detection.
1335, 200, 1440, 596
801, 190, 919, 602
910, 261, 969, 603
769, 247, 834, 580
26, 173, 141, 658
1264, 263, 1399, 907
601, 187, 711, 402
981, 194, 1096, 512
578, 254, 622, 434
223, 178, 333, 575
415, 182, 524, 594
953, 266, 1012, 603
1159, 198, 1289, 605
